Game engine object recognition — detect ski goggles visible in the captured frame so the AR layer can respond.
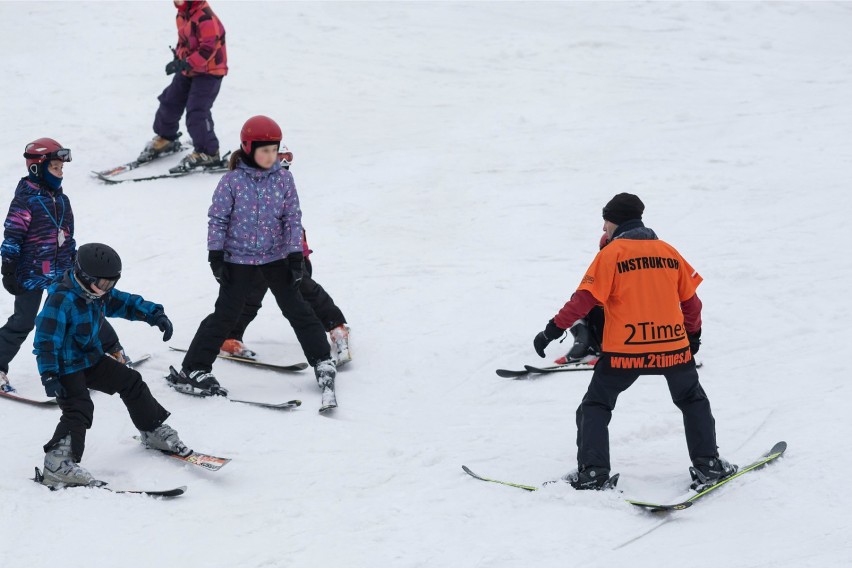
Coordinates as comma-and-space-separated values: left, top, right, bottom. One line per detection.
278, 144, 293, 166
24, 148, 72, 163
77, 272, 120, 293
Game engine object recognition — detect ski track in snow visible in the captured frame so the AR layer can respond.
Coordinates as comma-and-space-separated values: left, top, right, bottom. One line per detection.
1, 2, 851, 567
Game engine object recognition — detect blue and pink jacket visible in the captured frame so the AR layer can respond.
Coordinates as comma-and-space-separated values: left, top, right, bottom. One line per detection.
207, 160, 303, 265
1, 177, 75, 291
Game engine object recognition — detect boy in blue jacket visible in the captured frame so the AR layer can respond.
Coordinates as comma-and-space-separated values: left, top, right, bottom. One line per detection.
34, 243, 189, 487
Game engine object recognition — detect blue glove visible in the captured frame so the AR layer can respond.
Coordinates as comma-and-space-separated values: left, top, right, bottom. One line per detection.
42, 372, 66, 398
154, 314, 173, 342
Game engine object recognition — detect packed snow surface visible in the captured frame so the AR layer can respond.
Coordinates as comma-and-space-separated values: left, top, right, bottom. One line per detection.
1, 2, 850, 567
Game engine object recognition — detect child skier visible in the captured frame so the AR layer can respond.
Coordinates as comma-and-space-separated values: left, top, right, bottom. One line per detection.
138, 0, 227, 173
0, 138, 126, 395
169, 115, 337, 411
35, 243, 188, 487
217, 149, 351, 366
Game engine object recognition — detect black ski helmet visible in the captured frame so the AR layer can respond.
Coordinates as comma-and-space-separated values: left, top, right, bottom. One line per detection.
75, 243, 121, 294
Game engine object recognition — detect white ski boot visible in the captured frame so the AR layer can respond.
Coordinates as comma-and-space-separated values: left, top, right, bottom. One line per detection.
329, 325, 352, 367
315, 357, 337, 412
138, 423, 192, 457
42, 435, 96, 487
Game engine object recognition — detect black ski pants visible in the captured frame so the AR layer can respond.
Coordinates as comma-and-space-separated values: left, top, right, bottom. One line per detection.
44, 356, 169, 461
183, 260, 330, 372
228, 259, 346, 340
0, 289, 121, 373
575, 362, 717, 470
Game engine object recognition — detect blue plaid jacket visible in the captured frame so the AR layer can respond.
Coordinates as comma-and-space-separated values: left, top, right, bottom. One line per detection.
34, 271, 165, 376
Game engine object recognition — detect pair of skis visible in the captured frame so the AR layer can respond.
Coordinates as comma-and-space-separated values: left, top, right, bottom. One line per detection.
167, 347, 336, 413
495, 358, 703, 379
92, 149, 231, 184
33, 434, 233, 498
462, 441, 787, 513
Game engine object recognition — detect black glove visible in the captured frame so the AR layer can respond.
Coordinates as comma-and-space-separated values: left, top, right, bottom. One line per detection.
42, 372, 65, 398
687, 329, 701, 355
154, 313, 173, 342
165, 58, 191, 75
287, 252, 304, 289
1, 259, 23, 296
533, 320, 565, 358
208, 250, 227, 284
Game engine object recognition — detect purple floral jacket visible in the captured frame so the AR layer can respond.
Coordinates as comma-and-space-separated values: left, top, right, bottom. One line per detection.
207, 160, 303, 264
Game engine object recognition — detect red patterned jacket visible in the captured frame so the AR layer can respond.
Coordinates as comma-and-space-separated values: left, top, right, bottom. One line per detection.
176, 1, 227, 77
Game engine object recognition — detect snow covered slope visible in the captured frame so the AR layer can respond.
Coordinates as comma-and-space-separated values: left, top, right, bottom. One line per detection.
1, 2, 850, 566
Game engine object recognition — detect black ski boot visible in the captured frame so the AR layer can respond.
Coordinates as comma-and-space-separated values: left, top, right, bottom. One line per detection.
563, 466, 619, 491
166, 366, 227, 397
169, 150, 222, 173
689, 456, 738, 490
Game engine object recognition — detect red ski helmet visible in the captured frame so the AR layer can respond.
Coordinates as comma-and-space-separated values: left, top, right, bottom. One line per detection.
240, 116, 282, 154
24, 138, 71, 177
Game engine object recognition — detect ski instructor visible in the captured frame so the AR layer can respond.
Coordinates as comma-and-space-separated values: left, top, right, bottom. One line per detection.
533, 193, 737, 491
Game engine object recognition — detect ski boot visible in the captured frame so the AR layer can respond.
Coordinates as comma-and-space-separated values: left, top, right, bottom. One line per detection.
0, 370, 16, 393
42, 435, 97, 487
138, 134, 182, 163
329, 324, 352, 367
689, 456, 738, 491
315, 357, 337, 412
138, 423, 192, 457
169, 150, 221, 174
562, 465, 619, 491
166, 366, 227, 397
219, 339, 257, 359
554, 319, 600, 365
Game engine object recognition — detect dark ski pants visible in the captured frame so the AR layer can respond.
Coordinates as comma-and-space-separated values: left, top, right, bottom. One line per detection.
44, 356, 170, 461
575, 363, 717, 471
153, 72, 222, 155
228, 259, 347, 340
182, 260, 331, 372
0, 290, 120, 373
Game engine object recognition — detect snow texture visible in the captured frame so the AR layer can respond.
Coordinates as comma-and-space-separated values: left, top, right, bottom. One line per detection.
1, 2, 850, 567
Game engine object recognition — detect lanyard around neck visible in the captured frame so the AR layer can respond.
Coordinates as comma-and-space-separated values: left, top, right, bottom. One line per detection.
35, 195, 65, 231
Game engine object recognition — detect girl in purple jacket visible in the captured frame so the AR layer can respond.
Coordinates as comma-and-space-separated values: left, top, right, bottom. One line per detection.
168, 116, 337, 411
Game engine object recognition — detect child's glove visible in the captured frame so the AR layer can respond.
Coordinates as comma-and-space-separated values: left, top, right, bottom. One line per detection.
287, 252, 304, 289
165, 58, 191, 75
208, 250, 227, 284
42, 372, 65, 398
1, 260, 23, 296
154, 314, 173, 342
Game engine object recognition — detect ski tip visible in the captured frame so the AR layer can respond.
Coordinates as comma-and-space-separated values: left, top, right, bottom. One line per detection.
33, 466, 44, 484
769, 441, 787, 455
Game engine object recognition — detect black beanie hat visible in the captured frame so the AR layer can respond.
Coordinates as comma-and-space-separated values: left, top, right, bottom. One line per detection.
602, 193, 645, 225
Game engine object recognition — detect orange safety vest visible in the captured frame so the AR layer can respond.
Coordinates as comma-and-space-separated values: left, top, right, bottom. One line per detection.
577, 237, 701, 365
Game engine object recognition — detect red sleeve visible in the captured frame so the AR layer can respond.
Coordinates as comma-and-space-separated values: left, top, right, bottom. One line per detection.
681, 293, 702, 334
553, 290, 598, 330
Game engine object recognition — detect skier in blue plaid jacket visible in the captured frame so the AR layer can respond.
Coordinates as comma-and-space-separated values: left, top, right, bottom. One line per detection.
33, 243, 194, 488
